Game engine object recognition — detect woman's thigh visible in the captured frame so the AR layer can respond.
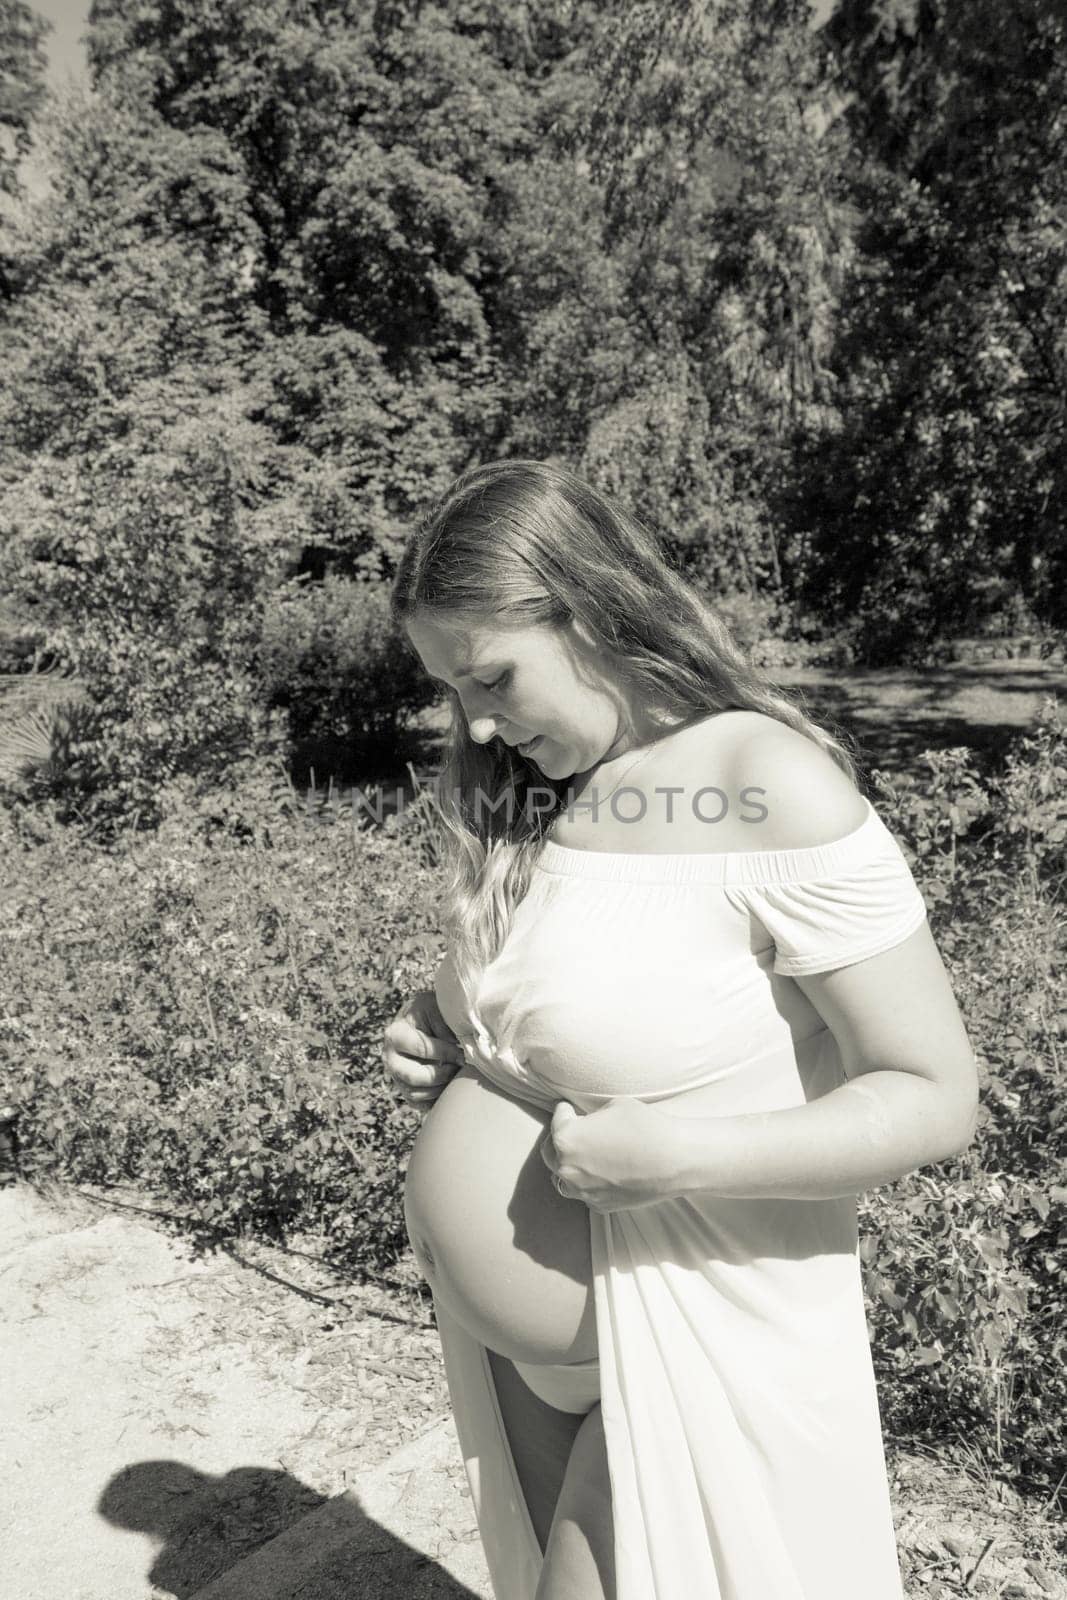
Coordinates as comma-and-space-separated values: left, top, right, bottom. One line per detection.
486, 1348, 587, 1556
537, 1402, 615, 1600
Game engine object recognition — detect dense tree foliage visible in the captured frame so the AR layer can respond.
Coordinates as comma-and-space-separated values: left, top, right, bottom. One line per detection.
0, 0, 49, 198
795, 0, 1067, 658
553, 0, 854, 598
0, 0, 1063, 819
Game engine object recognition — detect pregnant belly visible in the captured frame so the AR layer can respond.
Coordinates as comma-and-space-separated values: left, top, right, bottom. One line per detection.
403, 1064, 598, 1365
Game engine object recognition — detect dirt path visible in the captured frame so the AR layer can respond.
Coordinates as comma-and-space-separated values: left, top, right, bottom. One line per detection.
0, 1177, 477, 1600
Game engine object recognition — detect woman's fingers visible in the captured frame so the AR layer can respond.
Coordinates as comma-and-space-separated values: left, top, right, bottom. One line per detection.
383, 992, 466, 1101
394, 1066, 456, 1105
386, 1022, 462, 1079
391, 1061, 453, 1094
386, 1018, 452, 1065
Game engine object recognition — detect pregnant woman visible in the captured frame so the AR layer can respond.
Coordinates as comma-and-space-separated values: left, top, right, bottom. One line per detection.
381, 459, 980, 1600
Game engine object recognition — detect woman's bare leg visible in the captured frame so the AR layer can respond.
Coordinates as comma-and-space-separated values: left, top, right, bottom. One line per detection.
485, 1348, 586, 1555
535, 1402, 615, 1600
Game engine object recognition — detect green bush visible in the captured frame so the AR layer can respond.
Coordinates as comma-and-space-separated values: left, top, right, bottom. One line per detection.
858, 696, 1066, 1489
0, 760, 447, 1287
712, 591, 852, 671
0, 434, 285, 836
256, 574, 436, 755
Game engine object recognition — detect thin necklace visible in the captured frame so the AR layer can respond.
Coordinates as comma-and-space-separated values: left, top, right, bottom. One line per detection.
538, 714, 691, 839
568, 737, 662, 814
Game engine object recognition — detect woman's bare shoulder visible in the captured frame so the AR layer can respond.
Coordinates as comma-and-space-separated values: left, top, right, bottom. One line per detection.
665, 710, 866, 854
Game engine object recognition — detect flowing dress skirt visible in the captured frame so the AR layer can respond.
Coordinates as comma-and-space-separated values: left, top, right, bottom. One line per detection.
433, 1191, 904, 1600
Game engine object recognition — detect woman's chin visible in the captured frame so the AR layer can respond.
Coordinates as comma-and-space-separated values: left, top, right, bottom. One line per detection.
526, 739, 553, 769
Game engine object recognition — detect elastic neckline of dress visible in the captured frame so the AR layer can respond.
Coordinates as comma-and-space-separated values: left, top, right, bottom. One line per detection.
535, 796, 886, 885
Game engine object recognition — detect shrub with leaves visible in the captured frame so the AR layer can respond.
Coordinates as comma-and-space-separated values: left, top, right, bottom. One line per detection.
0, 760, 447, 1285
858, 697, 1066, 1489
0, 429, 286, 833
256, 573, 436, 755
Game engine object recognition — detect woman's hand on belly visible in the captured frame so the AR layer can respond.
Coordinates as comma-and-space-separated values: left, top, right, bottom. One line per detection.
540, 1096, 685, 1213
383, 987, 466, 1107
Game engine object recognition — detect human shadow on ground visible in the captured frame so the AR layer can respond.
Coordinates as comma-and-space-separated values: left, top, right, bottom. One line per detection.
97, 1458, 484, 1599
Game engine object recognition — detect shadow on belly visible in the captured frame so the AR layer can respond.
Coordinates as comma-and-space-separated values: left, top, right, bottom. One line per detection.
403, 1065, 598, 1363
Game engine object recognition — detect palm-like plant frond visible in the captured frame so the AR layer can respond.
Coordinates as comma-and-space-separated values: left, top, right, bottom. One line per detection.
0, 668, 91, 788
0, 708, 56, 785
0, 667, 89, 716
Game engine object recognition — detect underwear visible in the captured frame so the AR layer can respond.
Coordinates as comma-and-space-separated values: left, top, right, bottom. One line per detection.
512, 1355, 601, 1414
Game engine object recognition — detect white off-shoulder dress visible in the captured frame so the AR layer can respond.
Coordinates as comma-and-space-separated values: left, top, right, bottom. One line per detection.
429, 795, 928, 1600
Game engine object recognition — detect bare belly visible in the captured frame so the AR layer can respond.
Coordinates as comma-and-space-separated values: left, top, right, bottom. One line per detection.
404, 1065, 598, 1364
403, 1062, 727, 1366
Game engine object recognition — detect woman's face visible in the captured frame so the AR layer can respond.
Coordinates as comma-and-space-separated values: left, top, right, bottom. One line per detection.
405, 612, 645, 780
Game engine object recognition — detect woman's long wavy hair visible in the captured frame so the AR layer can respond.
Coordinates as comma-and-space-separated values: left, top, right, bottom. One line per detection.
390, 459, 862, 1013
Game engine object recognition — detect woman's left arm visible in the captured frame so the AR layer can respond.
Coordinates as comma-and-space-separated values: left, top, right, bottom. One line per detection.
672, 919, 981, 1201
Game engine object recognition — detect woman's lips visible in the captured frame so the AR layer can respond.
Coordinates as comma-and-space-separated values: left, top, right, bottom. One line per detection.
518, 736, 542, 756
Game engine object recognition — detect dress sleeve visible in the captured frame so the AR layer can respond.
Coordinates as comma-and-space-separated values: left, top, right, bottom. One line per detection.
724, 829, 929, 977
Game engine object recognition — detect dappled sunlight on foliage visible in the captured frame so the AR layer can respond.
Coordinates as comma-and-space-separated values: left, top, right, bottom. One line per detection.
0, 758, 449, 1287
856, 699, 1066, 1488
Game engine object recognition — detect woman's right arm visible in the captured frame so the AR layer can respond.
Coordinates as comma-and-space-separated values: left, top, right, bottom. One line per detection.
382, 975, 466, 1107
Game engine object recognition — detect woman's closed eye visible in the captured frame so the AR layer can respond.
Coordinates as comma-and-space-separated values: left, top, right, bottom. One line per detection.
431, 670, 509, 695
479, 670, 511, 693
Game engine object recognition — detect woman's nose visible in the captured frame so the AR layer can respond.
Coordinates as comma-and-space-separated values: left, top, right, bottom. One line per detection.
456, 683, 504, 744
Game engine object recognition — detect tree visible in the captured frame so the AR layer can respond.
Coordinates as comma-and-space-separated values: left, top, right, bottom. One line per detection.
519, 0, 855, 598
83, 0, 595, 548
0, 0, 49, 198
0, 86, 284, 824
803, 0, 1067, 649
